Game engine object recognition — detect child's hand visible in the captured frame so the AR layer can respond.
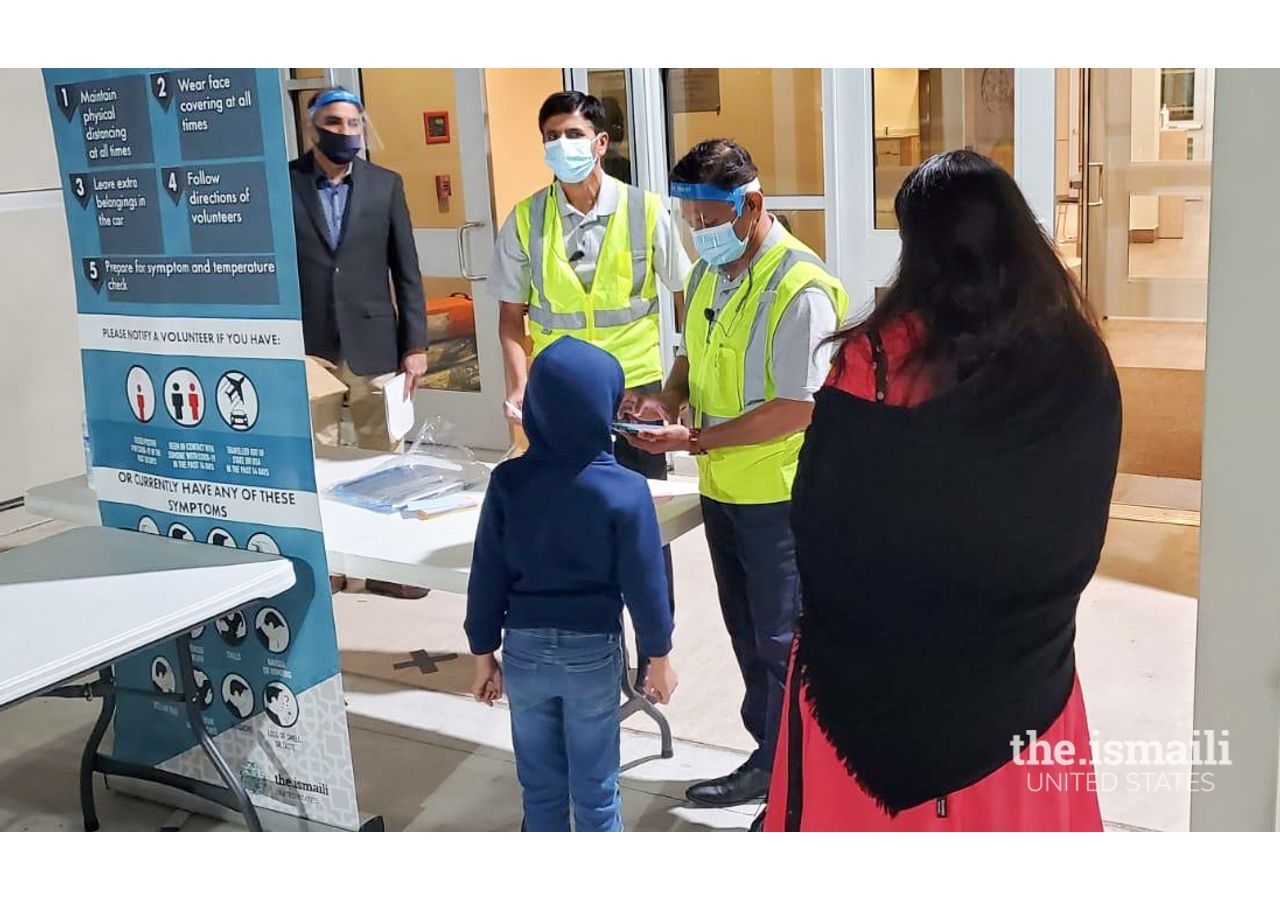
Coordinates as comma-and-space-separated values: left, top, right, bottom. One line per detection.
643, 656, 678, 705
471, 654, 504, 706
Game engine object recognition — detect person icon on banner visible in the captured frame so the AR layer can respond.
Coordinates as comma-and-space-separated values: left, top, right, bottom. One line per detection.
170, 381, 184, 422
217, 611, 247, 646
222, 674, 254, 720
192, 669, 214, 711
255, 608, 290, 655
264, 683, 299, 728
151, 657, 176, 694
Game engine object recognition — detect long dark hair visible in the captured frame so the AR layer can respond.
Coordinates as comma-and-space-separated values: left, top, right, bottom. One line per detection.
829, 150, 1099, 389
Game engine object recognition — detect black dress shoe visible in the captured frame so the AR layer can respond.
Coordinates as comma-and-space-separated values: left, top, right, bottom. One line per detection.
365, 579, 429, 600
686, 764, 770, 808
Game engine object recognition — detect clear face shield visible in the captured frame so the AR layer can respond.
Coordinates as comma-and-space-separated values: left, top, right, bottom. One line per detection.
307, 88, 379, 161
668, 178, 763, 267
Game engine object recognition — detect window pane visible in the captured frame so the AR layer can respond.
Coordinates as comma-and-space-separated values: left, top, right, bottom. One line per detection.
773, 210, 824, 259
362, 69, 464, 229
1161, 69, 1195, 122
1127, 193, 1211, 281
872, 68, 1015, 229
586, 69, 635, 186
1131, 68, 1213, 163
289, 89, 324, 156
664, 69, 823, 195
361, 69, 481, 393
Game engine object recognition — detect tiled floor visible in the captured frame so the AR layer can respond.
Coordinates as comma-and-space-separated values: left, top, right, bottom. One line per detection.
0, 487, 1199, 832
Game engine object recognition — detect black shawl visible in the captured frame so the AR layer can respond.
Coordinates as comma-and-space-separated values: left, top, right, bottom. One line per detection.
790, 319, 1121, 817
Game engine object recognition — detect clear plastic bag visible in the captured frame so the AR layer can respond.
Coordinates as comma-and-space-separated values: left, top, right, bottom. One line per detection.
327, 417, 489, 514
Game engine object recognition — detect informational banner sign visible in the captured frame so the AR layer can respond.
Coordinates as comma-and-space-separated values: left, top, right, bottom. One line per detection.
43, 68, 359, 830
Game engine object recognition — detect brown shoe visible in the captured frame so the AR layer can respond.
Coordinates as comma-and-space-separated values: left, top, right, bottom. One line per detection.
365, 579, 429, 600
329, 574, 348, 594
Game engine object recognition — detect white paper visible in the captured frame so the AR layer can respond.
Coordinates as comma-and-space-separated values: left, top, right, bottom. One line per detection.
383, 373, 415, 443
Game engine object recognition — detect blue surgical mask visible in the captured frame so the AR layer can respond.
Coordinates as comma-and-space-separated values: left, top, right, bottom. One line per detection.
544, 137, 598, 184
692, 212, 753, 267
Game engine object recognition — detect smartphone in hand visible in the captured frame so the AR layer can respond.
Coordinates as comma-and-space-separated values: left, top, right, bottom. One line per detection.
611, 421, 666, 436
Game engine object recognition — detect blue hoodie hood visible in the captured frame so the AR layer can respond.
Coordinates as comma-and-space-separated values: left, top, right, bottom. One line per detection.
522, 337, 623, 464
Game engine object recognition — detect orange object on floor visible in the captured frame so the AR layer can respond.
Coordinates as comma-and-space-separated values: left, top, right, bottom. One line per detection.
426, 293, 475, 341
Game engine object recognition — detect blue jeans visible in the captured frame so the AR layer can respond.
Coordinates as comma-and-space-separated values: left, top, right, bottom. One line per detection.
502, 628, 624, 832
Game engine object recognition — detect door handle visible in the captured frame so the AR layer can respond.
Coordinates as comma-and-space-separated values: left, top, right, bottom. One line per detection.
1087, 162, 1105, 208
457, 221, 486, 282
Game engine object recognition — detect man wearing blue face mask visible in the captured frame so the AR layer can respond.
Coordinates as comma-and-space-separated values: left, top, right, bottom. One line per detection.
491, 91, 690, 434
490, 90, 691, 687
621, 139, 873, 810
290, 86, 429, 600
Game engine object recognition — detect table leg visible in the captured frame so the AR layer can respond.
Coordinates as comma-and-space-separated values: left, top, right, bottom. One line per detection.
175, 635, 263, 832
619, 639, 673, 760
78, 668, 115, 832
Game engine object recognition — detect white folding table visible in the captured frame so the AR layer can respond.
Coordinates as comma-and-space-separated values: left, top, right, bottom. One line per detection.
26, 446, 705, 592
0, 526, 296, 831
25, 446, 707, 757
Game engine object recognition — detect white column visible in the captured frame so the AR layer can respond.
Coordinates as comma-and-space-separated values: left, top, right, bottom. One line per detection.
1190, 68, 1280, 831
1013, 68, 1055, 233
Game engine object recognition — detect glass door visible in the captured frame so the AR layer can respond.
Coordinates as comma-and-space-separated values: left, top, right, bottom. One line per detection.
565, 67, 686, 376
834, 68, 1057, 310
280, 68, 507, 450
1079, 68, 1213, 501
1084, 68, 1214, 320
660, 68, 830, 265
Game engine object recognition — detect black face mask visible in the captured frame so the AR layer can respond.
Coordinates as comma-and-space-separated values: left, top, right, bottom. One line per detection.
316, 128, 362, 165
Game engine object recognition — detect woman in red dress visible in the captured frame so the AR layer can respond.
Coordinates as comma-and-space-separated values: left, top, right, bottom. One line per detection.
763, 151, 1120, 831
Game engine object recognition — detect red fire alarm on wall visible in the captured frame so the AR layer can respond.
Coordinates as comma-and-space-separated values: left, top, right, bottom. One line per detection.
424, 110, 451, 145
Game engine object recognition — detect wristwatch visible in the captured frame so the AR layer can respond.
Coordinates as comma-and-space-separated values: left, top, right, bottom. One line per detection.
688, 428, 707, 456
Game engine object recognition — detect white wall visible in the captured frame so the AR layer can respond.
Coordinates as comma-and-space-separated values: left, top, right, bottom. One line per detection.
1013, 69, 1056, 234
1191, 68, 1280, 831
0, 68, 84, 501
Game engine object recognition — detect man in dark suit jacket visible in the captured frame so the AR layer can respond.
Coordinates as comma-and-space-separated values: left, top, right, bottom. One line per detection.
291, 87, 429, 599
290, 86, 428, 451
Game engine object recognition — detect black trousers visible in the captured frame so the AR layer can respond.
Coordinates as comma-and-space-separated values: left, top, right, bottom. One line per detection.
700, 496, 801, 772
614, 380, 676, 672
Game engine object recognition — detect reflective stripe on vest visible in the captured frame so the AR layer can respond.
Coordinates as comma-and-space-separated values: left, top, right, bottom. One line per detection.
742, 247, 830, 406
595, 296, 659, 327
516, 179, 663, 387
527, 183, 651, 326
684, 231, 850, 504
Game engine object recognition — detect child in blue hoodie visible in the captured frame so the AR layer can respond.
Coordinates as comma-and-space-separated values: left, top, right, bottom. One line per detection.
465, 337, 678, 832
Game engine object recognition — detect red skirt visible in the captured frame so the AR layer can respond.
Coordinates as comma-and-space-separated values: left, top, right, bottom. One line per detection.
762, 663, 1103, 831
